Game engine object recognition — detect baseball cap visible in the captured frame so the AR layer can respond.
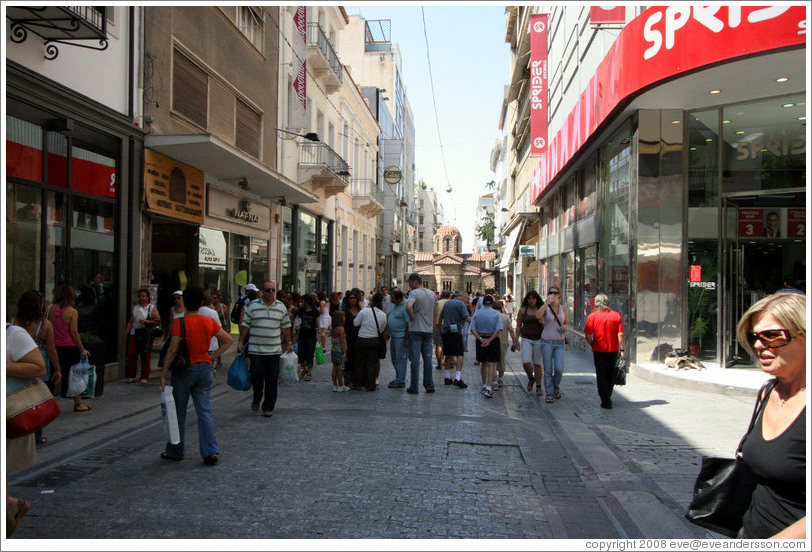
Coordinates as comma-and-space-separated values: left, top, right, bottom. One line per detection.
244, 283, 259, 292
482, 295, 494, 306
172, 290, 183, 296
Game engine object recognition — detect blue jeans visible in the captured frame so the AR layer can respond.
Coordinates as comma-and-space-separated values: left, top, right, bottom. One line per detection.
541, 338, 565, 398
165, 362, 219, 460
462, 320, 471, 351
390, 334, 408, 384
250, 354, 281, 412
408, 331, 435, 391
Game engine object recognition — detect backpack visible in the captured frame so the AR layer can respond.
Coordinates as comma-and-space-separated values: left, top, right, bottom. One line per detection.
230, 296, 245, 325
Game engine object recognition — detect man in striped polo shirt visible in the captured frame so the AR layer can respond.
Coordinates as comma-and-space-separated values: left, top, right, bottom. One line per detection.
238, 280, 293, 417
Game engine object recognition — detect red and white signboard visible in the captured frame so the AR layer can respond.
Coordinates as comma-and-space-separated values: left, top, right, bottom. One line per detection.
289, 6, 308, 129
590, 6, 626, 25
787, 208, 806, 238
739, 208, 763, 238
689, 265, 702, 282
529, 14, 549, 157
529, 6, 807, 204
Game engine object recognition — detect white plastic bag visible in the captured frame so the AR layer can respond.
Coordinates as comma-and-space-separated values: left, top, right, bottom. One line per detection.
161, 386, 181, 445
66, 359, 93, 397
280, 351, 299, 382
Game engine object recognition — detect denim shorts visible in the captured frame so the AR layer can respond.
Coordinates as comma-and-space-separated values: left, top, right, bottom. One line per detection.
331, 349, 344, 365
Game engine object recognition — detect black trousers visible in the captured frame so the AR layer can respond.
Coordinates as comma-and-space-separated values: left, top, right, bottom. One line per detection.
353, 337, 381, 390
250, 354, 280, 412
593, 351, 618, 406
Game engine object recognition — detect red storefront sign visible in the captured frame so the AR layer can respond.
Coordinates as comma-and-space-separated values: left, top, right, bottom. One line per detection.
529, 14, 549, 156
529, 6, 807, 204
787, 208, 806, 238
290, 6, 308, 128
590, 6, 626, 25
739, 208, 763, 238
689, 265, 702, 282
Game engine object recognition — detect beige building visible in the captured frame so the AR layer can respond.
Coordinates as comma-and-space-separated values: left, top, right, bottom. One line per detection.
413, 226, 497, 294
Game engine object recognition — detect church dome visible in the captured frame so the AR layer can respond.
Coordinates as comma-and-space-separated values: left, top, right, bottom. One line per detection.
435, 225, 461, 237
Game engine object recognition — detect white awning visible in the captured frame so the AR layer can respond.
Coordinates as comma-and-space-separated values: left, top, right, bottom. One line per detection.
498, 222, 524, 269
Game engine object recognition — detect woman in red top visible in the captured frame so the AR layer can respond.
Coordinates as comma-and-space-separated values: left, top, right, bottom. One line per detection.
583, 293, 625, 409
160, 286, 233, 465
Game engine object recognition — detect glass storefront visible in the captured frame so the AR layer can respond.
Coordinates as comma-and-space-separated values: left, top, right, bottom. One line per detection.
6, 112, 120, 363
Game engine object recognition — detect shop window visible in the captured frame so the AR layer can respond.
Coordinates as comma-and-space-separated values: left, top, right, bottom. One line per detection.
6, 182, 42, 310
320, 219, 331, 292
47, 131, 68, 188
71, 141, 116, 198
173, 50, 208, 129
250, 238, 269, 287
281, 206, 294, 293
6, 116, 43, 182
45, 191, 67, 297
236, 99, 261, 159
604, 127, 631, 318
564, 250, 575, 325
581, 157, 597, 218
687, 109, 720, 207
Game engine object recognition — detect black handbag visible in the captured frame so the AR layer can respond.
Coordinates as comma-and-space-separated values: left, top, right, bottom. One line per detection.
613, 355, 627, 386
159, 318, 189, 370
372, 309, 387, 360
685, 379, 776, 537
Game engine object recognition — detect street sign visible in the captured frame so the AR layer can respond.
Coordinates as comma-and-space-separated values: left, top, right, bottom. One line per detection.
384, 166, 402, 184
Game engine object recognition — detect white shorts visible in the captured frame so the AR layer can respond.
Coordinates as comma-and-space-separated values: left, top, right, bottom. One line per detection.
521, 337, 543, 365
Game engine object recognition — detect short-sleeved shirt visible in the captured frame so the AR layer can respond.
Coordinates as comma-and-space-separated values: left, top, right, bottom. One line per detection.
198, 306, 222, 352
439, 298, 469, 332
6, 324, 40, 392
387, 301, 409, 338
583, 309, 623, 352
242, 299, 291, 355
470, 307, 504, 336
406, 287, 438, 333
171, 314, 220, 365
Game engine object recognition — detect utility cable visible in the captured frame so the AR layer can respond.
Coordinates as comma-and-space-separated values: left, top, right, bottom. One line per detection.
421, 6, 455, 224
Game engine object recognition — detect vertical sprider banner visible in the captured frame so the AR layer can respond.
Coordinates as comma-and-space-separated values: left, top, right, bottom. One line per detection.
289, 6, 308, 129
530, 14, 548, 156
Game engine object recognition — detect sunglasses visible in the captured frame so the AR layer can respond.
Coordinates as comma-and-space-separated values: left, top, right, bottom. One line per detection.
548, 291, 560, 295
265, 288, 276, 293
746, 329, 795, 350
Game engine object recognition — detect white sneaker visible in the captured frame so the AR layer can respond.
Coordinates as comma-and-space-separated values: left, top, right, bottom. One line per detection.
492, 381, 499, 391
332, 386, 339, 392
483, 388, 494, 398
341, 386, 351, 392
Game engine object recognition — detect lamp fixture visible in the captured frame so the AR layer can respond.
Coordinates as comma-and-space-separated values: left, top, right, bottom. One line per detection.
776, 77, 789, 83
275, 128, 320, 142
501, 207, 509, 212
446, 186, 452, 193
709, 89, 721, 94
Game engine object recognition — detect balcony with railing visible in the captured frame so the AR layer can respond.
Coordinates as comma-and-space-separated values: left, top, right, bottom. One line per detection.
306, 23, 343, 93
350, 179, 384, 217
298, 142, 350, 198
7, 6, 108, 60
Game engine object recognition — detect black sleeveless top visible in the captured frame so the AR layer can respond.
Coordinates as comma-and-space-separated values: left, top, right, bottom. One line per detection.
740, 404, 806, 538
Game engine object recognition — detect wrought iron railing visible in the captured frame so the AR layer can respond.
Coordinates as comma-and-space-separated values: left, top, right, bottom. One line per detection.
7, 5, 108, 60
299, 142, 350, 182
306, 23, 343, 85
350, 179, 384, 205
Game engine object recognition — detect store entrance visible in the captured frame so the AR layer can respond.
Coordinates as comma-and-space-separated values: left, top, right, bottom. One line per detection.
151, 220, 200, 332
720, 191, 806, 367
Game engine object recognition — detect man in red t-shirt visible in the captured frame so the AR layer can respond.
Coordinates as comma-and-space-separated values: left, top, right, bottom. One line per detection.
583, 293, 625, 409
160, 286, 233, 465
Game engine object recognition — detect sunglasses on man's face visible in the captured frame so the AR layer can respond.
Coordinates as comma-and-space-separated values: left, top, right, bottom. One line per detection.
265, 288, 276, 293
746, 329, 794, 350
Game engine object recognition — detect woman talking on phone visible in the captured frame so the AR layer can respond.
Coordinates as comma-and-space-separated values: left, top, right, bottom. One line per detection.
538, 285, 568, 403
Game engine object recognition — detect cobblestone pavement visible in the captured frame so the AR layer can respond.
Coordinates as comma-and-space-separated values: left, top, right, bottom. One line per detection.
7, 340, 758, 541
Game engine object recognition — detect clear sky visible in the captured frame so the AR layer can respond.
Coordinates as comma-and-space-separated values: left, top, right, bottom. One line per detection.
345, 4, 510, 253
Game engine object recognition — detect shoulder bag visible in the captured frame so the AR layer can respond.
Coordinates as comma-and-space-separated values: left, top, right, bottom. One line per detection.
685, 378, 777, 537
372, 309, 388, 360
164, 318, 189, 370
549, 306, 569, 348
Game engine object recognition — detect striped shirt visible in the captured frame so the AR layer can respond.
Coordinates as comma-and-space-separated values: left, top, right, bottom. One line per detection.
241, 299, 291, 355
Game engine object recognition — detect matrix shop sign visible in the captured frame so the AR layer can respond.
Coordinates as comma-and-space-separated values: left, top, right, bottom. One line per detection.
529, 5, 806, 204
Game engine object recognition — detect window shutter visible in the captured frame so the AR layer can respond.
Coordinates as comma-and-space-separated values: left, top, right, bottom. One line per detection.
236, 100, 261, 158
173, 50, 208, 128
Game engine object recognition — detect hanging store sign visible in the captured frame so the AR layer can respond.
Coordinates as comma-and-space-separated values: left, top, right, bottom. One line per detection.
143, 149, 204, 224
529, 14, 549, 157
519, 244, 536, 258
590, 6, 626, 25
384, 165, 402, 184
207, 186, 271, 229
529, 5, 807, 205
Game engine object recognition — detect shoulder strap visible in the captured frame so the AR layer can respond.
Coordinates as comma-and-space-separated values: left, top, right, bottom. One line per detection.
35, 319, 45, 339
372, 309, 382, 335
179, 317, 186, 341
550, 305, 563, 327
736, 378, 778, 455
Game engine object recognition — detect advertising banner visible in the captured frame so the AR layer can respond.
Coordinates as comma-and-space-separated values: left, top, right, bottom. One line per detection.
529, 14, 549, 157
738, 208, 763, 238
143, 149, 204, 224
289, 6, 308, 129
529, 6, 807, 204
786, 208, 805, 238
590, 6, 626, 25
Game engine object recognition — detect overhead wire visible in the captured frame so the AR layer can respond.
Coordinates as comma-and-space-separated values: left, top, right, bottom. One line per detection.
420, 6, 456, 225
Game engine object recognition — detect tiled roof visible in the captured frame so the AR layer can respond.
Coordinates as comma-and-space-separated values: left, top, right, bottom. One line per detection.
436, 257, 462, 265
414, 252, 434, 261
435, 225, 461, 237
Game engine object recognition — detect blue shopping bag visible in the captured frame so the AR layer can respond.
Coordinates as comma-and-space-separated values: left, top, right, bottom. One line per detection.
227, 354, 251, 391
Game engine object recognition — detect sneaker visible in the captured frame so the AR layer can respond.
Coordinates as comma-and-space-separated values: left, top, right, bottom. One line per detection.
126, 378, 136, 383
263, 410, 273, 417
483, 388, 493, 398
251, 401, 259, 412
425, 388, 435, 393
444, 378, 453, 386
453, 379, 468, 389
498, 378, 504, 386
480, 386, 487, 395
492, 381, 499, 391
332, 386, 339, 392
388, 381, 405, 388
341, 386, 351, 392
